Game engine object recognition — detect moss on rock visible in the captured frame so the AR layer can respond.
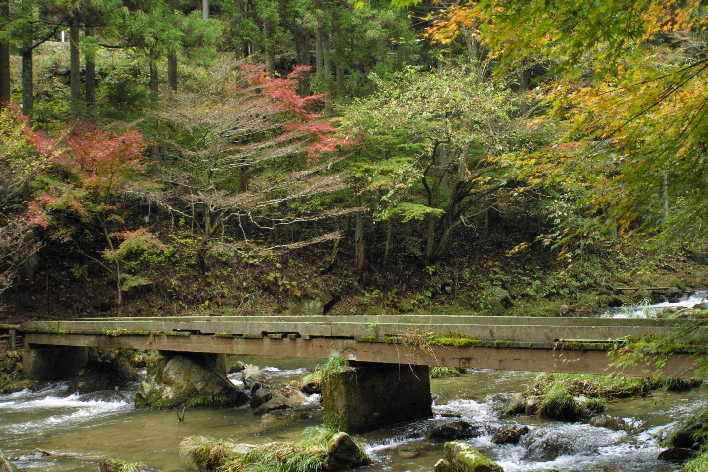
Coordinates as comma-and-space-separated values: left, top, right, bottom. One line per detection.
505, 373, 702, 422
135, 354, 247, 409
180, 426, 370, 472
441, 441, 504, 472
0, 351, 34, 394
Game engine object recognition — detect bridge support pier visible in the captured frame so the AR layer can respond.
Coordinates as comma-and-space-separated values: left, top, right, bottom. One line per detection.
23, 345, 88, 380
323, 361, 432, 433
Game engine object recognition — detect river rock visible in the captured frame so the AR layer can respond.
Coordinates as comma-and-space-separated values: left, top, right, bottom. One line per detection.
325, 432, 370, 470
428, 421, 479, 441
433, 458, 455, 472
439, 441, 504, 472
135, 354, 247, 408
588, 415, 628, 431
503, 393, 538, 416
301, 379, 321, 395
657, 448, 697, 462
251, 385, 313, 414
492, 426, 529, 444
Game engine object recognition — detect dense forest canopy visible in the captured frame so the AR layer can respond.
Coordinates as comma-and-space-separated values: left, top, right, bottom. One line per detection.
0, 0, 705, 318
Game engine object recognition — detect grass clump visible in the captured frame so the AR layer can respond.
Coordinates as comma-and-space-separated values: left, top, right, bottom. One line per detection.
98, 458, 146, 472
301, 356, 351, 386
682, 449, 707, 472
529, 373, 701, 400
520, 373, 702, 422
181, 425, 369, 472
430, 366, 464, 378
535, 381, 605, 421
179, 436, 240, 471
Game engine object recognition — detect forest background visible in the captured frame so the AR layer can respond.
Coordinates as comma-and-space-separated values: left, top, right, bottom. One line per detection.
0, 0, 706, 320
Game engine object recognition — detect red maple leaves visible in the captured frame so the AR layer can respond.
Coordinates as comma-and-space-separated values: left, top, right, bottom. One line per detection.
239, 64, 349, 159
19, 116, 146, 231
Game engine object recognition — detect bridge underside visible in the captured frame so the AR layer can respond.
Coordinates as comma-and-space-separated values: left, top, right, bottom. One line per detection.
22, 332, 696, 377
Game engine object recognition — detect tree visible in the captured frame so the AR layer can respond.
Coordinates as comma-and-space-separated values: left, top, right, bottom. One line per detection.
398, 0, 708, 244
0, 104, 47, 295
341, 65, 543, 264
26, 122, 149, 305
153, 60, 351, 257
0, 0, 10, 105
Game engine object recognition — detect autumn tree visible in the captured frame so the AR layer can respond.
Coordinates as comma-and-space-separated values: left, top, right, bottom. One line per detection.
0, 104, 47, 296
26, 122, 151, 305
398, 0, 708, 245
152, 59, 351, 260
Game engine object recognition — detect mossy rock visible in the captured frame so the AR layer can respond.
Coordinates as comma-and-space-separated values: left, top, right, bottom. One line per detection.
180, 428, 369, 472
135, 354, 247, 409
537, 392, 605, 421
442, 441, 504, 472
325, 432, 370, 470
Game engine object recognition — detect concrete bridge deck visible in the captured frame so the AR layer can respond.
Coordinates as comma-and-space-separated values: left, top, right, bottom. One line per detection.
18, 314, 705, 377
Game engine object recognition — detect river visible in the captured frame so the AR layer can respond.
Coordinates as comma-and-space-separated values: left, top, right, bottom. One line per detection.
1, 358, 705, 471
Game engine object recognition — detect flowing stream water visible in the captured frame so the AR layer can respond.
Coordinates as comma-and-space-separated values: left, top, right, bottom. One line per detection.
1, 361, 705, 472
2, 293, 706, 471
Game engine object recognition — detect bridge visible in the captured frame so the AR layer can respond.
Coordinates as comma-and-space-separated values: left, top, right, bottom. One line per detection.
10, 314, 705, 433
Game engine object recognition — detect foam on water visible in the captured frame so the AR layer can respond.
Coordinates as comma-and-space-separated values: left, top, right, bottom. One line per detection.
604, 290, 707, 318
0, 389, 133, 435
364, 434, 425, 455
433, 397, 500, 424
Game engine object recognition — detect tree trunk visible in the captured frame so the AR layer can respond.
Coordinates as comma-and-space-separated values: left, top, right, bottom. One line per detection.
167, 53, 178, 92
383, 220, 392, 263
202, 0, 209, 19
263, 21, 273, 74
0, 0, 10, 106
85, 28, 96, 106
149, 60, 158, 97
70, 17, 81, 115
315, 15, 323, 72
354, 212, 365, 272
293, 32, 311, 95
424, 214, 436, 266
21, 47, 33, 117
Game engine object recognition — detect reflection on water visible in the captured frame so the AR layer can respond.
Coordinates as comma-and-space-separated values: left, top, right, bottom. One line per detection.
0, 361, 704, 471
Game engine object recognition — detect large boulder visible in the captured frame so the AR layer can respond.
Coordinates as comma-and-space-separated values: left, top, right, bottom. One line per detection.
436, 441, 504, 472
325, 432, 370, 470
588, 415, 630, 431
136, 354, 247, 408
